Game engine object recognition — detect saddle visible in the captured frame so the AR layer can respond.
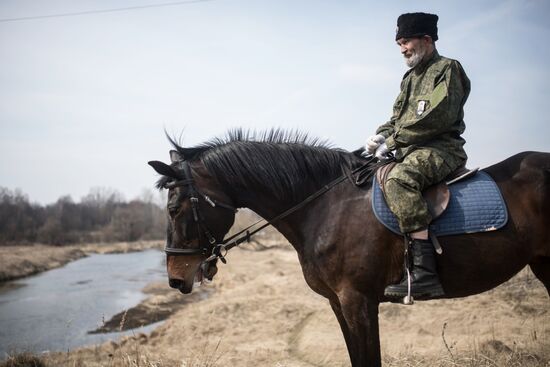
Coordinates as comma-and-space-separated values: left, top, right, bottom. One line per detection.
367, 162, 508, 253
375, 162, 479, 221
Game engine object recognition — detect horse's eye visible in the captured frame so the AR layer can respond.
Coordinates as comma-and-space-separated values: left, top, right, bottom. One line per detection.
168, 206, 179, 217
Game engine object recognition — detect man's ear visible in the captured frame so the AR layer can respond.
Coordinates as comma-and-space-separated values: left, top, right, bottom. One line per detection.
148, 161, 180, 179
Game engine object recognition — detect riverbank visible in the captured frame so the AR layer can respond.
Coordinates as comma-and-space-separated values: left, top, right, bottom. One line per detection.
89, 281, 212, 334
0, 241, 163, 282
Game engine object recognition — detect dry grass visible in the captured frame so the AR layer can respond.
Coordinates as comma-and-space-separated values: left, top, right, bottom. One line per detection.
4, 336, 224, 367
384, 343, 548, 367
180, 339, 224, 367
5, 336, 548, 367
383, 306, 550, 367
0, 353, 46, 367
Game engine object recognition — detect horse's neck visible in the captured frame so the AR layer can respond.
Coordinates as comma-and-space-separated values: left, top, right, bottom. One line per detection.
232, 183, 350, 255
234, 191, 303, 246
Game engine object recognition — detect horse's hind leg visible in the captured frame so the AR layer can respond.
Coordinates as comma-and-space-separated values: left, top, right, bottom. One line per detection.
529, 259, 550, 297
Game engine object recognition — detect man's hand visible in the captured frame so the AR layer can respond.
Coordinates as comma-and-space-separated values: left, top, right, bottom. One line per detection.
365, 134, 385, 155
375, 143, 391, 160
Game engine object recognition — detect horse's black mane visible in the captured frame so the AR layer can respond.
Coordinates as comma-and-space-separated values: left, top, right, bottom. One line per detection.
161, 129, 363, 201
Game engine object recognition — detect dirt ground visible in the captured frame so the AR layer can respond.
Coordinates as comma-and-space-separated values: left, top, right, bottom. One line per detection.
27, 238, 548, 367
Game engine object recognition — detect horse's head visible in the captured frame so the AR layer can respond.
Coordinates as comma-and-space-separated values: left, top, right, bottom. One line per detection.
148, 149, 236, 294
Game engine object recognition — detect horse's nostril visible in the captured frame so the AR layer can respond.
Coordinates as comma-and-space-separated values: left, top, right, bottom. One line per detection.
169, 278, 183, 289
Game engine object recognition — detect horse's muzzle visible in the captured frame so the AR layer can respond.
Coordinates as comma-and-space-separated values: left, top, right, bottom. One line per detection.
168, 278, 193, 294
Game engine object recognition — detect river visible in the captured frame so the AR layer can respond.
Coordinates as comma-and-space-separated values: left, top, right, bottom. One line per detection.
0, 249, 165, 357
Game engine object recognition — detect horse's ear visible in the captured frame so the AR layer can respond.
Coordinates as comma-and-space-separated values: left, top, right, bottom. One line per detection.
169, 150, 183, 163
352, 147, 366, 158
148, 161, 179, 179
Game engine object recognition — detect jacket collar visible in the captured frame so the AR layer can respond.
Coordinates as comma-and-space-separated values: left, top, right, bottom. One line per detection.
413, 49, 439, 75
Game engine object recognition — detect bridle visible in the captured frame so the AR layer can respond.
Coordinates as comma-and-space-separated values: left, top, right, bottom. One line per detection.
162, 156, 379, 265
162, 160, 237, 262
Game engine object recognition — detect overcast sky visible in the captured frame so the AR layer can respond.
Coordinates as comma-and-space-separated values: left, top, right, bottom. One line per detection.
1, 0, 549, 204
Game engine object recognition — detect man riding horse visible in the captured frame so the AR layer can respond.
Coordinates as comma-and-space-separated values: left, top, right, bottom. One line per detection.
365, 12, 471, 300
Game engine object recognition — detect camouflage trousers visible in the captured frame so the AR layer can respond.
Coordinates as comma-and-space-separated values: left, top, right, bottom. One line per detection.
384, 148, 466, 233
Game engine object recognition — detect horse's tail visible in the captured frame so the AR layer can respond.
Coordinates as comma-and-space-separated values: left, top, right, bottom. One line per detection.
545, 169, 550, 204
521, 152, 550, 209
541, 161, 550, 212
492, 151, 550, 208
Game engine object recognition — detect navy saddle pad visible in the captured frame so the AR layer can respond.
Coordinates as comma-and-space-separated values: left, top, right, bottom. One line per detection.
372, 171, 508, 236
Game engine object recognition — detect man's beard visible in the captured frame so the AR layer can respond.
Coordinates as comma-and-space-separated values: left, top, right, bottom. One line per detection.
404, 45, 426, 68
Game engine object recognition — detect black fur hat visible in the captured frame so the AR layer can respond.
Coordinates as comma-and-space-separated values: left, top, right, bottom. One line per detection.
395, 12, 438, 41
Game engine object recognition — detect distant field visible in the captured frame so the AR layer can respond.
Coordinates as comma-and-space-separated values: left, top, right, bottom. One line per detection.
0, 240, 163, 282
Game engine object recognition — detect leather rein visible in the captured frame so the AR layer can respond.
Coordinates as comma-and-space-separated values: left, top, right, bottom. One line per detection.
163, 156, 378, 264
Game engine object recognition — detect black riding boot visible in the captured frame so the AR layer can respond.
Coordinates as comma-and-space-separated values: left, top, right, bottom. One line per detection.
384, 238, 445, 300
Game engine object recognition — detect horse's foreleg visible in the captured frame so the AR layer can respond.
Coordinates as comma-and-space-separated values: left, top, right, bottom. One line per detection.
330, 299, 358, 365
338, 290, 381, 367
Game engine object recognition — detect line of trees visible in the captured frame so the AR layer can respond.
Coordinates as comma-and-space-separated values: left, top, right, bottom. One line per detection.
0, 187, 166, 246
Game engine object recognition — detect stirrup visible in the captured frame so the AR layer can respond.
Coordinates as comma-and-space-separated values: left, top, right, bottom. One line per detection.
403, 267, 414, 305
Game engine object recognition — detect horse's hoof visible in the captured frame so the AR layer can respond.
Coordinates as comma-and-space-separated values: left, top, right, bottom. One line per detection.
403, 295, 414, 305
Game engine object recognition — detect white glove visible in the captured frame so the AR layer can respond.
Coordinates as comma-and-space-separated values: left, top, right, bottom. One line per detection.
375, 142, 391, 160
365, 134, 385, 155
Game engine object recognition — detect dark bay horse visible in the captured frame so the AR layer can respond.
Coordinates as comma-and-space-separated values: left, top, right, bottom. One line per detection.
148, 130, 550, 367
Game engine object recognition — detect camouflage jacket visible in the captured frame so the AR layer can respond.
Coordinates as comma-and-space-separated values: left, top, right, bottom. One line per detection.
376, 50, 470, 162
